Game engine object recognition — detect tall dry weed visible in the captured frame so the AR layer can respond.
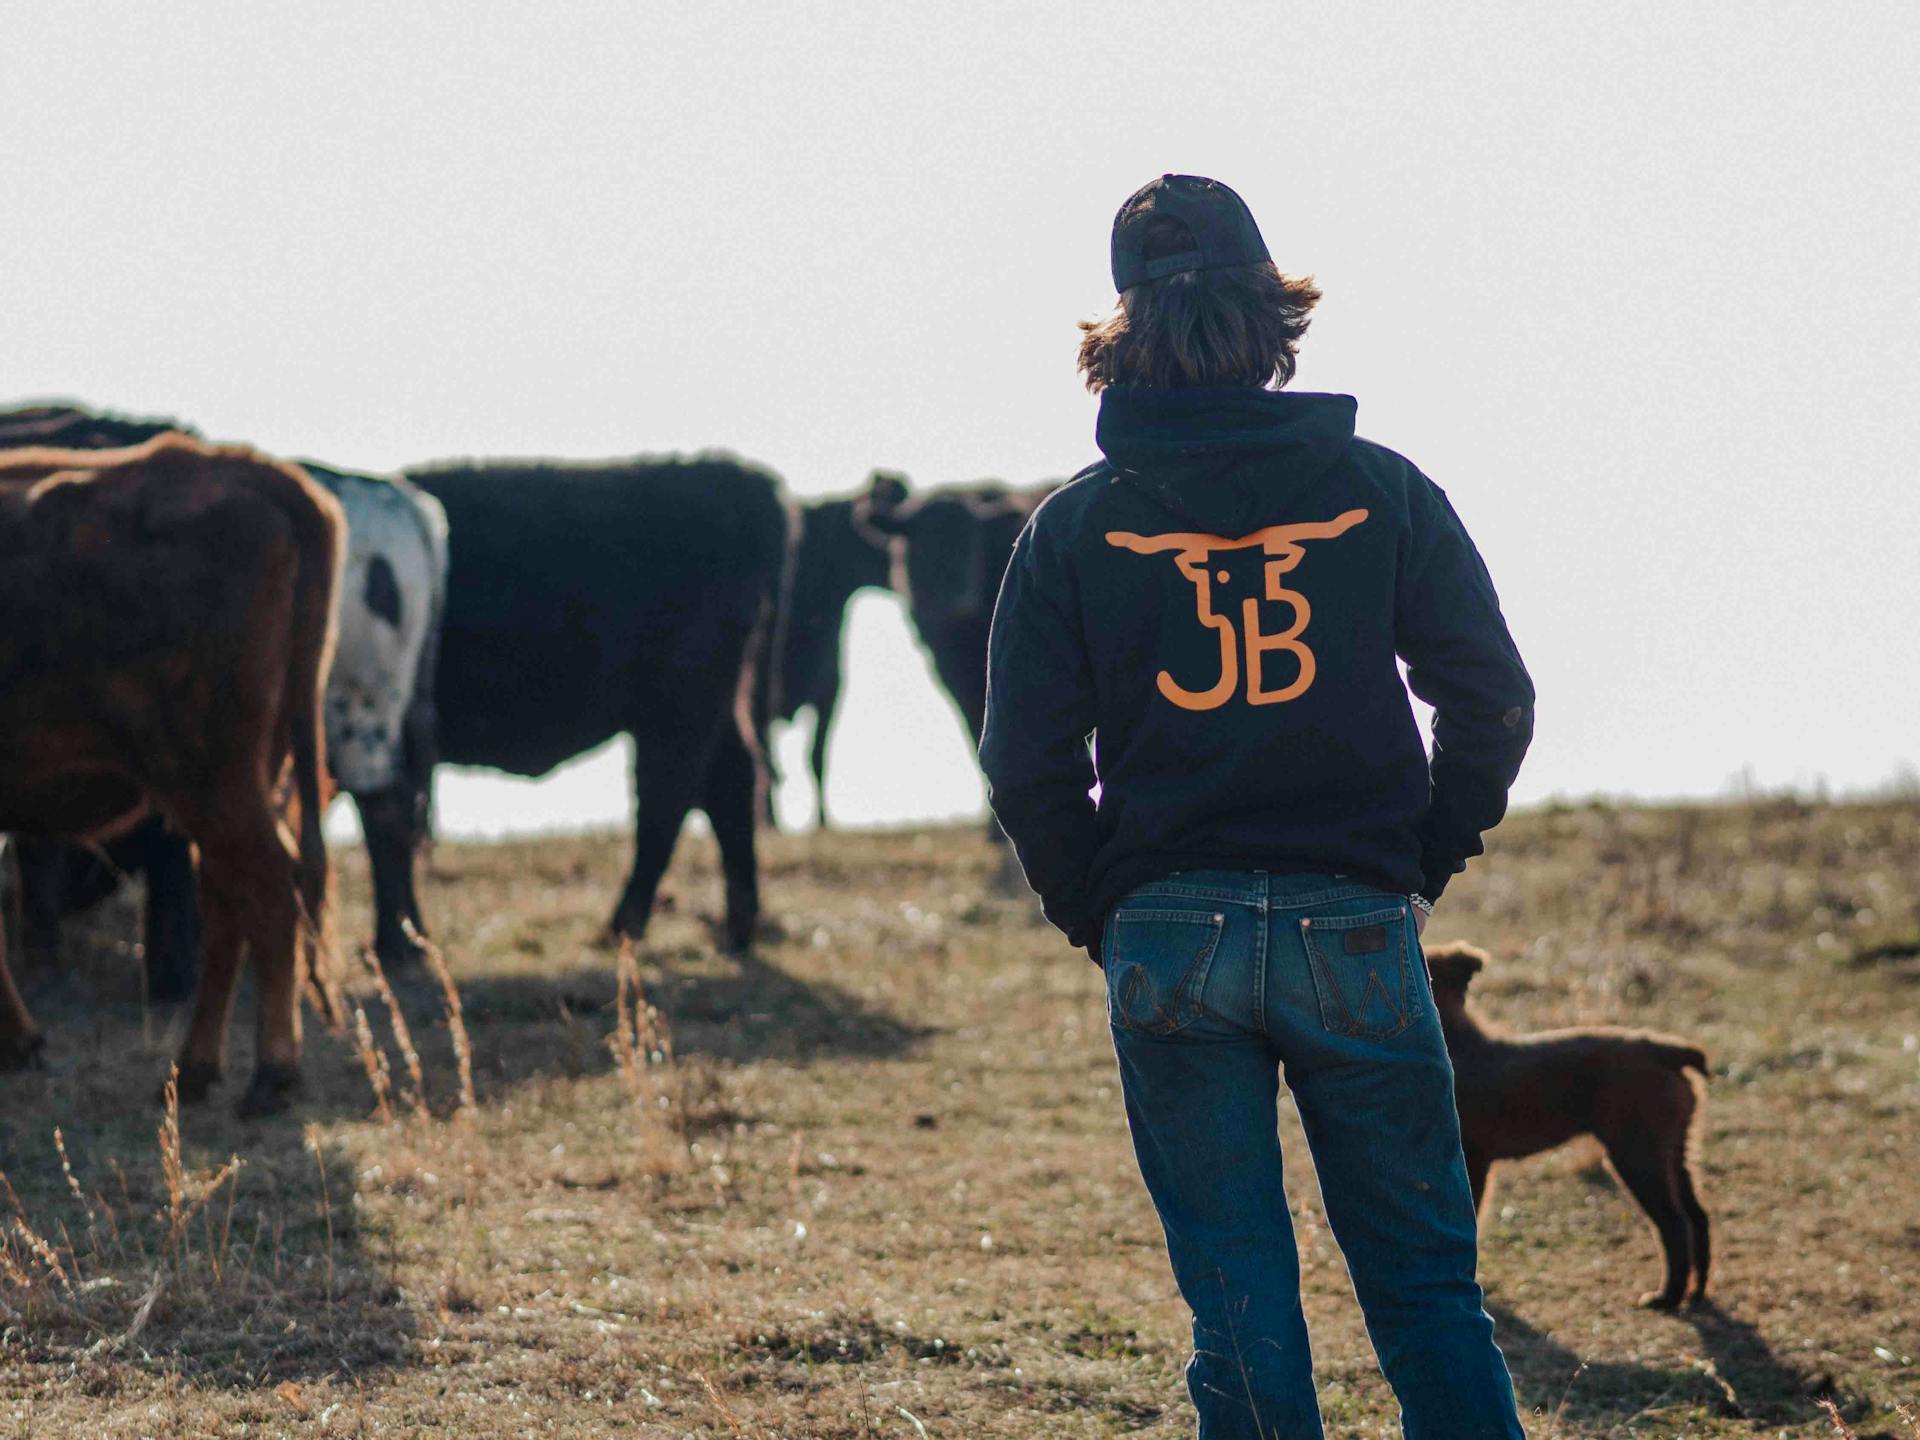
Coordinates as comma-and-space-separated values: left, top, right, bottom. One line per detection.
609, 938, 691, 1175
360, 945, 427, 1116
349, 1004, 396, 1124
413, 925, 475, 1116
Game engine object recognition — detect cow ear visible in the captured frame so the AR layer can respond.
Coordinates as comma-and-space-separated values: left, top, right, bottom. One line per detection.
864, 469, 910, 513
854, 471, 913, 540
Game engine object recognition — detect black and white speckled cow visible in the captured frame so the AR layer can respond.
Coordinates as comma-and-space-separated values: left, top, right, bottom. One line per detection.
0, 405, 448, 991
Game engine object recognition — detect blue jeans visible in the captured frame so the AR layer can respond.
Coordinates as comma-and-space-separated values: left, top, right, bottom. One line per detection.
1101, 870, 1525, 1440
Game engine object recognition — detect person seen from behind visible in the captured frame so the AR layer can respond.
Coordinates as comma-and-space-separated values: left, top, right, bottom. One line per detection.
979, 174, 1536, 1438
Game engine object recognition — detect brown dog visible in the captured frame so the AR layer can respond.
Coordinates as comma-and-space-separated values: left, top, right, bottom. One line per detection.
1425, 942, 1711, 1309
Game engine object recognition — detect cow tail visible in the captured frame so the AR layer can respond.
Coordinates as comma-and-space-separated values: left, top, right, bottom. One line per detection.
766, 501, 803, 729
280, 462, 348, 1027
1648, 1039, 1710, 1077
740, 500, 801, 804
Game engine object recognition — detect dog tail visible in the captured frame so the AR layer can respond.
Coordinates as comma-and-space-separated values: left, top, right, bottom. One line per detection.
1646, 1039, 1710, 1077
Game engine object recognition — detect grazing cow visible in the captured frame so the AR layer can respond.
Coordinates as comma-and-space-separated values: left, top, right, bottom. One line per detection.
0, 405, 449, 986
0, 434, 344, 1112
403, 453, 790, 951
759, 474, 899, 827
855, 475, 1057, 748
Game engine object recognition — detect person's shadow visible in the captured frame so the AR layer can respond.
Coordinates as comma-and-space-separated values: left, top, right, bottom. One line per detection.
1490, 1300, 1858, 1430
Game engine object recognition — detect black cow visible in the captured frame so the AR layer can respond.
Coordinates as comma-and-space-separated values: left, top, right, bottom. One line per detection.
404, 453, 790, 950
856, 476, 1058, 749
759, 474, 899, 827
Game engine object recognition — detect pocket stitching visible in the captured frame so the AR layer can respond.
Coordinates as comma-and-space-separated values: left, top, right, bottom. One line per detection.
1107, 910, 1224, 1036
1304, 906, 1414, 1041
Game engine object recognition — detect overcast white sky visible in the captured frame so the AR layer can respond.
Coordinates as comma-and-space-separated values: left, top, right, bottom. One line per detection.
5, 2, 1915, 836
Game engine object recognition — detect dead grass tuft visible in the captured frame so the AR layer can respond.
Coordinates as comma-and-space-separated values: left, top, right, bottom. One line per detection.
412, 924, 475, 1115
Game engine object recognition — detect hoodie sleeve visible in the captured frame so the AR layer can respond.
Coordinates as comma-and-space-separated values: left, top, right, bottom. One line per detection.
979, 512, 1105, 951
1395, 475, 1535, 902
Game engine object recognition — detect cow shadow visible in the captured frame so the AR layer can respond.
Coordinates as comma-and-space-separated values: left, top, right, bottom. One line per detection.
405, 942, 934, 1099
1489, 1300, 1848, 1428
0, 1054, 413, 1387
4, 913, 930, 1131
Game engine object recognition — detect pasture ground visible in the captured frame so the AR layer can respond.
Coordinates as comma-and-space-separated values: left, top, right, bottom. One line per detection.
2, 797, 1916, 1437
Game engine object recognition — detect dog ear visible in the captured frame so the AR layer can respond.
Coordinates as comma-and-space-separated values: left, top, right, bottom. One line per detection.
1424, 942, 1488, 991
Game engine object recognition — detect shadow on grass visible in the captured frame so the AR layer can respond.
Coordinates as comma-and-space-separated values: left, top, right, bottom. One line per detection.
435, 943, 935, 1097
6, 927, 932, 1126
0, 1106, 412, 1388
1492, 1300, 1846, 1427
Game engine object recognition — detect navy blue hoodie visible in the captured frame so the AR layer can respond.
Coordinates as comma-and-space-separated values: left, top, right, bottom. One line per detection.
979, 385, 1534, 951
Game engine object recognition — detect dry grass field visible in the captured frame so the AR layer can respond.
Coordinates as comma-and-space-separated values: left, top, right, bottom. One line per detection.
2, 797, 1916, 1437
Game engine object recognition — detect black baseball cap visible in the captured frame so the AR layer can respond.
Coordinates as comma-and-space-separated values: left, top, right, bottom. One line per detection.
1110, 174, 1272, 292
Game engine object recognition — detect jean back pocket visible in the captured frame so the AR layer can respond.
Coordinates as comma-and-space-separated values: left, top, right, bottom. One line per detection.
1301, 904, 1414, 1041
1105, 908, 1225, 1036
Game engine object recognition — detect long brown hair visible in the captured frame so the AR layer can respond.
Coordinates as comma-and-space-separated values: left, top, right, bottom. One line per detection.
1078, 213, 1322, 392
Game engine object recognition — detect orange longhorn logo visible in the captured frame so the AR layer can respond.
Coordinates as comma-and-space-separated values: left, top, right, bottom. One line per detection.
1105, 509, 1368, 710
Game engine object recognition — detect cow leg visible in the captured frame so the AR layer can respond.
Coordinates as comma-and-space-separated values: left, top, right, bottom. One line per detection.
610, 731, 715, 943
0, 919, 45, 1071
703, 726, 763, 953
140, 824, 201, 1004
238, 847, 306, 1118
755, 711, 781, 830
355, 784, 428, 970
175, 800, 307, 1113
930, 630, 990, 752
215, 829, 307, 1121
12, 837, 69, 972
809, 668, 844, 830
174, 852, 249, 1103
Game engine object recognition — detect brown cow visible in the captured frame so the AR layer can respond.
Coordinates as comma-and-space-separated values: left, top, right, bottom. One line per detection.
0, 434, 345, 1114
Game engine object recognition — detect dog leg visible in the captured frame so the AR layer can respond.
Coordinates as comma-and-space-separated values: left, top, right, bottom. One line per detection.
1608, 1152, 1693, 1309
1675, 1161, 1711, 1302
1464, 1147, 1493, 1220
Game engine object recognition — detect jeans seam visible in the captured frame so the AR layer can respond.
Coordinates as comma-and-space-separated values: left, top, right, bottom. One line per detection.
1254, 874, 1269, 1022
1126, 881, 1387, 909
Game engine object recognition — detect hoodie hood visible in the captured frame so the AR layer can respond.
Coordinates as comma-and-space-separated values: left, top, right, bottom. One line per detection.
1095, 385, 1358, 535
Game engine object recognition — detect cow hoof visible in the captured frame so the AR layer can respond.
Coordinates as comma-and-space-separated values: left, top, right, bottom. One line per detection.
1637, 1288, 1684, 1311
607, 906, 648, 944
237, 1064, 303, 1119
20, 944, 62, 977
374, 933, 427, 976
147, 972, 198, 1006
0, 1032, 47, 1072
172, 1060, 223, 1104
